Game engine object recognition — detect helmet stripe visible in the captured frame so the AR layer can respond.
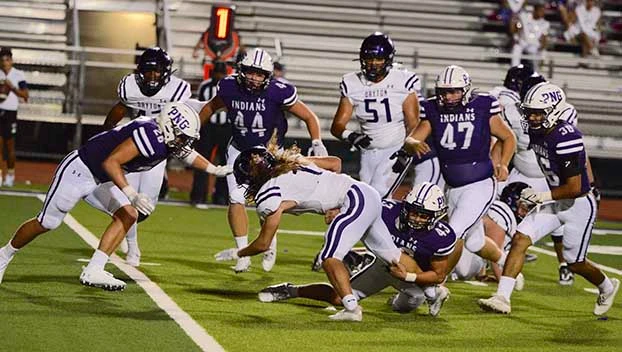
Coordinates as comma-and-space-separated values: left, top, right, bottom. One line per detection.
253, 49, 261, 66
443, 67, 450, 84
448, 67, 455, 85
420, 183, 435, 204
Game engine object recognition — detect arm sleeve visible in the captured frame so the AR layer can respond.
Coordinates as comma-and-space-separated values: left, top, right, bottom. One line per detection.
404, 72, 421, 94
489, 96, 501, 116
131, 126, 158, 158
280, 83, 298, 107
117, 75, 130, 104
255, 186, 283, 219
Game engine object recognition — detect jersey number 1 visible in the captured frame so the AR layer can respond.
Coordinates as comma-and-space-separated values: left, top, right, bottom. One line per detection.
440, 122, 474, 150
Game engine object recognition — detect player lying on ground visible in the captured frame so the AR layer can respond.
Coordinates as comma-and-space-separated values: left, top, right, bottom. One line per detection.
214, 140, 424, 321
0, 103, 231, 291
259, 182, 455, 318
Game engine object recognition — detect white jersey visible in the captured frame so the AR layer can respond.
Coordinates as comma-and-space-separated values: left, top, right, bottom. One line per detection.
255, 163, 356, 218
575, 4, 600, 33
0, 67, 27, 111
504, 99, 578, 178
117, 74, 191, 118
518, 12, 549, 46
340, 68, 420, 149
489, 86, 520, 110
487, 200, 517, 249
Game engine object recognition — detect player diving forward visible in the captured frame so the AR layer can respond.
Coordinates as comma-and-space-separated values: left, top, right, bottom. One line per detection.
259, 182, 456, 318
214, 144, 425, 321
0, 103, 231, 290
478, 83, 619, 315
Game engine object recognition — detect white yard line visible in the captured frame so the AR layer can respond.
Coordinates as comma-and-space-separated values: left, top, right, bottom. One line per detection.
528, 246, 622, 276
27, 195, 225, 352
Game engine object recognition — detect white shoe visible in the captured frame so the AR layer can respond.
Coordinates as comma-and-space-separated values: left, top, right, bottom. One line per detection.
328, 305, 362, 321
515, 273, 525, 291
3, 173, 14, 187
231, 256, 251, 273
79, 267, 126, 291
0, 250, 14, 284
262, 249, 276, 272
126, 247, 141, 267
258, 282, 294, 302
478, 294, 511, 314
428, 286, 450, 317
594, 278, 620, 316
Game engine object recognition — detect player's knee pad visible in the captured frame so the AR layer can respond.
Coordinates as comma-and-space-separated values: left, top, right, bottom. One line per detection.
391, 291, 425, 313
464, 232, 485, 253
39, 212, 64, 230
452, 253, 485, 280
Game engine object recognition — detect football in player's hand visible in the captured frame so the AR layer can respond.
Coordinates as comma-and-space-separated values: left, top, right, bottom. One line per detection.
0, 80, 10, 103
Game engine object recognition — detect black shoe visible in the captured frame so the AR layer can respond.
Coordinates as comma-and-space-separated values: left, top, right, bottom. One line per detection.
559, 263, 574, 286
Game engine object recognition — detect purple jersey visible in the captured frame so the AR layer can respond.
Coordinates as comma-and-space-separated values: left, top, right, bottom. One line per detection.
78, 118, 168, 183
528, 121, 590, 194
420, 94, 501, 187
381, 200, 456, 271
217, 76, 298, 150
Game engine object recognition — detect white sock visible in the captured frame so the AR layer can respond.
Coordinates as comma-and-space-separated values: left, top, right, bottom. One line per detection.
423, 285, 437, 300
86, 249, 109, 271
269, 236, 277, 250
558, 262, 568, 268
126, 223, 138, 242
496, 251, 507, 267
342, 294, 358, 311
598, 275, 614, 294
1, 242, 19, 259
496, 276, 516, 301
234, 236, 248, 249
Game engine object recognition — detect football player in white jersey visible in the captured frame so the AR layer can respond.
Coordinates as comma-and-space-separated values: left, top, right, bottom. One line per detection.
84, 47, 191, 267
331, 32, 420, 198
214, 142, 424, 321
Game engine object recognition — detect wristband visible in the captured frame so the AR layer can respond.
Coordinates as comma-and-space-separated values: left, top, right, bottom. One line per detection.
540, 191, 553, 202
311, 139, 322, 146
182, 150, 199, 165
122, 185, 138, 199
341, 130, 353, 140
405, 272, 418, 282
405, 136, 420, 145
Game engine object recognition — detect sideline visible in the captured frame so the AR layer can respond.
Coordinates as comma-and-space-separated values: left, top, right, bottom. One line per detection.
0, 190, 225, 352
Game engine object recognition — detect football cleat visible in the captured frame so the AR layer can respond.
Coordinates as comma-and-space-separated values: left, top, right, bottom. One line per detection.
428, 286, 450, 317
594, 278, 620, 316
515, 272, 525, 291
258, 282, 294, 302
262, 249, 276, 272
328, 305, 363, 321
231, 256, 251, 273
3, 173, 14, 187
478, 295, 511, 314
558, 263, 574, 286
79, 267, 126, 291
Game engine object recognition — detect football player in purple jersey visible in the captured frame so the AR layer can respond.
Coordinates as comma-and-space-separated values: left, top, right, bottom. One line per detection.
399, 65, 517, 280
479, 83, 619, 316
0, 103, 231, 291
199, 48, 328, 273
257, 182, 455, 318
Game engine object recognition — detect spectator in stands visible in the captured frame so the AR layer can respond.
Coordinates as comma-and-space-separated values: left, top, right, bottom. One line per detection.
273, 62, 291, 85
510, 3, 549, 67
561, 0, 602, 58
191, 62, 230, 206
0, 47, 28, 188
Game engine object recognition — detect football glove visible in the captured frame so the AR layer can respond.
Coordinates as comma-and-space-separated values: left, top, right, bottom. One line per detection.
520, 187, 552, 204
206, 164, 233, 177
390, 148, 412, 173
310, 139, 328, 156
215, 248, 240, 261
346, 132, 372, 150
122, 186, 155, 216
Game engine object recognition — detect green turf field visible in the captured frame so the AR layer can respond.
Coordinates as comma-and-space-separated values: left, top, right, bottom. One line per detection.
1, 194, 621, 352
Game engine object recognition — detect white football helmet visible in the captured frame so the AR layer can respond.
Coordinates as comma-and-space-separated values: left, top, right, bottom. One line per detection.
400, 182, 448, 231
237, 48, 273, 92
435, 65, 472, 108
157, 102, 201, 159
520, 82, 566, 132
